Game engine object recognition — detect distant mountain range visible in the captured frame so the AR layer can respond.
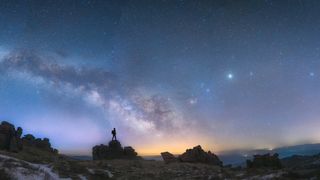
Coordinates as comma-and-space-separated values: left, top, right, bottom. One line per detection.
219, 143, 320, 166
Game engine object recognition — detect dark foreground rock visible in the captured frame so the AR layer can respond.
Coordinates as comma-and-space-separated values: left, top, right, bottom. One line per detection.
179, 145, 223, 166
92, 140, 139, 160
22, 134, 58, 153
161, 151, 178, 164
0, 121, 58, 154
246, 153, 282, 169
0, 121, 23, 152
161, 145, 223, 166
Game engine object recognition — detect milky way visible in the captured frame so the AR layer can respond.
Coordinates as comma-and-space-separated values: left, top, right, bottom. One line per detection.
1, 0, 320, 155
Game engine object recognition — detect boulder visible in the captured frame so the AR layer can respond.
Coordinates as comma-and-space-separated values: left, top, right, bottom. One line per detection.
22, 136, 54, 152
92, 144, 109, 160
0, 121, 21, 151
108, 140, 123, 158
34, 138, 51, 151
92, 140, 139, 160
16, 127, 22, 138
0, 121, 57, 153
22, 134, 35, 146
9, 137, 19, 152
0, 121, 16, 137
178, 145, 222, 166
123, 146, 138, 158
161, 152, 177, 164
23, 134, 35, 141
0, 134, 8, 149
53, 148, 59, 154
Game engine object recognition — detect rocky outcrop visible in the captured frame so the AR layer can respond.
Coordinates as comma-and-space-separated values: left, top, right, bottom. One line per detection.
123, 146, 138, 158
92, 140, 139, 160
246, 153, 282, 169
161, 145, 222, 166
0, 121, 23, 152
22, 135, 58, 153
0, 121, 58, 154
178, 145, 223, 166
161, 152, 177, 164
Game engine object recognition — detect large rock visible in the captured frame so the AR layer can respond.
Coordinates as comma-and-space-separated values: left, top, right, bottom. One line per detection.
22, 135, 56, 153
92, 140, 139, 160
0, 121, 57, 154
123, 146, 138, 158
161, 152, 177, 164
92, 144, 109, 160
178, 145, 223, 166
246, 153, 282, 169
108, 140, 123, 158
9, 137, 19, 152
0, 121, 23, 151
16, 127, 23, 138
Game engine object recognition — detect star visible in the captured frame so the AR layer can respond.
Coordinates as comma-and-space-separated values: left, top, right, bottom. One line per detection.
309, 72, 315, 77
189, 98, 198, 105
227, 73, 234, 79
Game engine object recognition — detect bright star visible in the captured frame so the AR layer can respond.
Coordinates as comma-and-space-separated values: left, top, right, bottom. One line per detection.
309, 72, 315, 77
189, 98, 198, 105
227, 73, 233, 79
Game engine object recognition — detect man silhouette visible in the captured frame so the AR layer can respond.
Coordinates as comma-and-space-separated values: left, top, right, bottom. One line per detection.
112, 128, 117, 141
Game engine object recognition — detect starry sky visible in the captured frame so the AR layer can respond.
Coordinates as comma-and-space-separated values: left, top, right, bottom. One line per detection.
1, 0, 320, 155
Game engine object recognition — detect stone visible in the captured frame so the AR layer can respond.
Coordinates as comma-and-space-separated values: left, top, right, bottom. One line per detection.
0, 121, 19, 151
53, 148, 59, 154
108, 140, 123, 158
0, 134, 8, 149
161, 152, 177, 164
23, 134, 35, 141
92, 144, 109, 160
178, 145, 222, 166
92, 140, 139, 160
0, 121, 57, 153
16, 127, 22, 138
9, 137, 19, 152
22, 134, 35, 146
123, 146, 138, 158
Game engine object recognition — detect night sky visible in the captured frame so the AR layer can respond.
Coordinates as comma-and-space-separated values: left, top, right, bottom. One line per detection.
1, 0, 320, 155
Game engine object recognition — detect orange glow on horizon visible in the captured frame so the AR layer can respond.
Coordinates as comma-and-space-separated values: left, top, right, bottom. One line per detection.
135, 141, 219, 156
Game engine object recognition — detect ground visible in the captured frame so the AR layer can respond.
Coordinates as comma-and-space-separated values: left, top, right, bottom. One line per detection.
0, 150, 320, 179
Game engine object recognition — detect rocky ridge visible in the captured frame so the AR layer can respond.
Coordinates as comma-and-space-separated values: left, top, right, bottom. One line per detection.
0, 121, 58, 154
161, 145, 223, 166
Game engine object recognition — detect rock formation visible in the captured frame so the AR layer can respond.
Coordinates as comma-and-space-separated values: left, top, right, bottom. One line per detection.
161, 145, 223, 166
22, 134, 58, 153
179, 145, 223, 166
0, 121, 23, 152
161, 152, 177, 164
92, 140, 139, 160
246, 153, 282, 169
0, 121, 58, 153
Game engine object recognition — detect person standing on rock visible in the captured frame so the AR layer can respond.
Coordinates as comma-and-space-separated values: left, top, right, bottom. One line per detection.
112, 128, 117, 141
